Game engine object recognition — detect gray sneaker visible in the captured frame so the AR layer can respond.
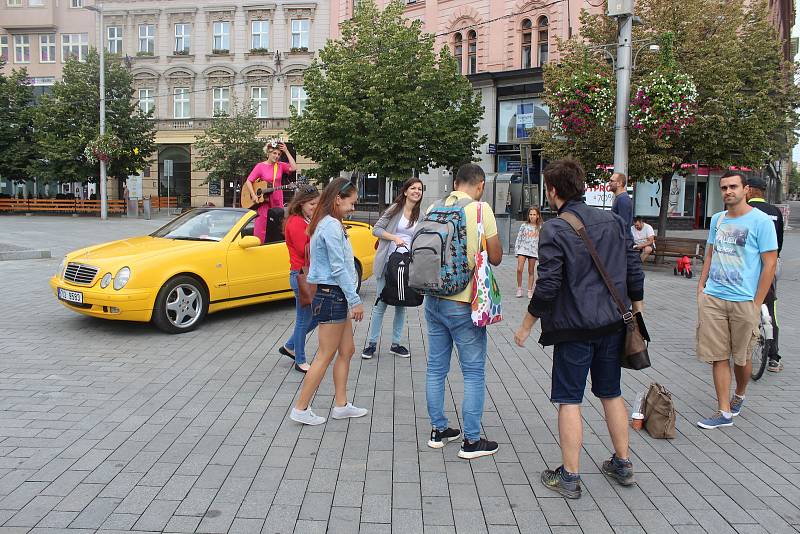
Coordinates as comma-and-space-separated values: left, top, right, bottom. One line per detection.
331, 403, 368, 419
601, 454, 635, 486
290, 407, 326, 426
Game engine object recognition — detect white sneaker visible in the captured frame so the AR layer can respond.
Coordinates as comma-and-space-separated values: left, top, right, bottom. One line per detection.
515, 288, 523, 298
331, 403, 368, 420
290, 407, 326, 425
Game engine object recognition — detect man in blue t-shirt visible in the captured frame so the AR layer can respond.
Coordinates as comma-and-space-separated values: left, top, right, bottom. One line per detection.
609, 173, 633, 228
696, 171, 778, 430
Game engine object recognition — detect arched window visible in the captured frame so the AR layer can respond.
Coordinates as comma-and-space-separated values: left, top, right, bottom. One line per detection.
521, 19, 532, 69
453, 32, 463, 74
467, 30, 477, 74
537, 16, 549, 66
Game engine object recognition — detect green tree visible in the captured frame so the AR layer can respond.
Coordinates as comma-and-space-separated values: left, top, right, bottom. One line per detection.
30, 50, 156, 186
0, 62, 36, 186
194, 104, 266, 190
288, 0, 486, 201
537, 0, 799, 236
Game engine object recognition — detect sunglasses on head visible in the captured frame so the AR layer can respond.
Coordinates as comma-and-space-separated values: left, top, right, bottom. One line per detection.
339, 181, 355, 195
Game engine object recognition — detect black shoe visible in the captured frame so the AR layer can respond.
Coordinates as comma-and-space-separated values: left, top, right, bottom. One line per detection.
427, 428, 461, 449
294, 363, 308, 374
457, 437, 498, 459
601, 454, 635, 486
389, 344, 410, 358
541, 466, 582, 499
361, 343, 377, 360
279, 345, 295, 360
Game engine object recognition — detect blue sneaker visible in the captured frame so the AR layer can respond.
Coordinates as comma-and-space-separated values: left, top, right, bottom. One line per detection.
697, 411, 733, 430
361, 343, 377, 360
729, 395, 744, 417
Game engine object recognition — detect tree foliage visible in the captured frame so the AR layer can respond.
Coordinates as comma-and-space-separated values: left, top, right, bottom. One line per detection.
194, 104, 266, 186
288, 0, 486, 193
536, 0, 799, 235
30, 50, 156, 184
0, 62, 36, 184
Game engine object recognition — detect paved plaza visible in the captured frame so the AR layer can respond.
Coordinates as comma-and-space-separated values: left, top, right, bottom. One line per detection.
0, 212, 799, 534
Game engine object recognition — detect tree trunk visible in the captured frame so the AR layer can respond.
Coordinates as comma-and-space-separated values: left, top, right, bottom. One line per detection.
656, 170, 673, 240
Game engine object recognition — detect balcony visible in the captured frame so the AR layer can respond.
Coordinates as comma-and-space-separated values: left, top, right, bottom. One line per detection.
0, 4, 56, 30
154, 118, 290, 131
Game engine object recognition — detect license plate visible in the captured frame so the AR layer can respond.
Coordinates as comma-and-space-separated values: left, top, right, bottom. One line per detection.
58, 288, 83, 304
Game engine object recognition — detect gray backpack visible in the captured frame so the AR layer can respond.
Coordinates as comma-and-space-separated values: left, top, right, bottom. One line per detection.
408, 196, 473, 296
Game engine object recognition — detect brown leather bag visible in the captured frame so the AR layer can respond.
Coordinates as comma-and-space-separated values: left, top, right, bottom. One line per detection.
297, 243, 316, 307
643, 383, 676, 439
559, 212, 651, 370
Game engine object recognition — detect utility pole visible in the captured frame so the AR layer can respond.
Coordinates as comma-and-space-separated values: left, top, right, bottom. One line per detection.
84, 3, 107, 220
608, 0, 635, 178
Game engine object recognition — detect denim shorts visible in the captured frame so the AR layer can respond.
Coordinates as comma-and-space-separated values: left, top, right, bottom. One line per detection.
312, 285, 348, 324
551, 331, 624, 404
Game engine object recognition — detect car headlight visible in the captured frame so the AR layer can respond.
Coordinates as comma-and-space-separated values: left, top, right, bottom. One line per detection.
113, 267, 131, 290
100, 273, 112, 289
55, 258, 66, 279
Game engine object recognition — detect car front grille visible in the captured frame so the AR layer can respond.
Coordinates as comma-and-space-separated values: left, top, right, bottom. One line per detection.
64, 263, 99, 286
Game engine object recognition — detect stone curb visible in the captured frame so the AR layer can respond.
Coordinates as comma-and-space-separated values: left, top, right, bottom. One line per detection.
0, 249, 52, 261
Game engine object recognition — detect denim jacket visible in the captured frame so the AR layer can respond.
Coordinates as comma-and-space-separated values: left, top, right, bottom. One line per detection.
307, 215, 361, 308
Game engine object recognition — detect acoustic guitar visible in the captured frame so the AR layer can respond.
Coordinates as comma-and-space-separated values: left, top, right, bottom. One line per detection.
240, 180, 297, 210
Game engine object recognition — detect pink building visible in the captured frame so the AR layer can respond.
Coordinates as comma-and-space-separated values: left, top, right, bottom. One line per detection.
331, 0, 604, 207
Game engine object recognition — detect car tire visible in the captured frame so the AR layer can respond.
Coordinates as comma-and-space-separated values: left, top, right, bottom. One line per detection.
355, 261, 363, 294
152, 275, 209, 334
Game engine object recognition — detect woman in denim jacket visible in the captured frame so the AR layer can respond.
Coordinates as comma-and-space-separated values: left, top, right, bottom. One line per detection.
362, 177, 423, 359
290, 177, 367, 425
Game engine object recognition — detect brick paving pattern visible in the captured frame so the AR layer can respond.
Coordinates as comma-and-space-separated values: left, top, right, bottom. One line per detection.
0, 215, 798, 533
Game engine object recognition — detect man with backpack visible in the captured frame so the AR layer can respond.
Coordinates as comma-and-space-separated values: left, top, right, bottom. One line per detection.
412, 164, 503, 459
514, 158, 645, 499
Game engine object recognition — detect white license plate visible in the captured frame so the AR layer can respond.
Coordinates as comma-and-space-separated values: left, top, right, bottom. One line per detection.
58, 288, 83, 304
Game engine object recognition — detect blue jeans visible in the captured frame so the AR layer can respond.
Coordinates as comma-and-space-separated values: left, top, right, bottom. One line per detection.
367, 277, 406, 345
285, 270, 319, 365
425, 296, 487, 442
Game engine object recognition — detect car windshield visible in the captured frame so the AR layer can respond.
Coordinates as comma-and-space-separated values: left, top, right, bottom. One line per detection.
151, 209, 244, 242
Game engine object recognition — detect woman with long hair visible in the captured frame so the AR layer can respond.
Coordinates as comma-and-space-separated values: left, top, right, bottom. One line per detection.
290, 177, 367, 425
278, 185, 321, 373
362, 177, 423, 359
244, 140, 297, 243
514, 206, 542, 299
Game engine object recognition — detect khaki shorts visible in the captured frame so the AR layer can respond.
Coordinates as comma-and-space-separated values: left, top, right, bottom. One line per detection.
696, 293, 759, 366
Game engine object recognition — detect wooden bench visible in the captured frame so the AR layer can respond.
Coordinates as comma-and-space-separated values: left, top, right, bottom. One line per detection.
647, 236, 707, 264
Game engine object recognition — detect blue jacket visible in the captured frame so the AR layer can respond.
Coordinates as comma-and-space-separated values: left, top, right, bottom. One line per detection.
307, 215, 361, 308
528, 200, 644, 345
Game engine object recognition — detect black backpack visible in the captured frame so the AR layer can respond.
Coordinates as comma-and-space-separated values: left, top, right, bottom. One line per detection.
380, 247, 424, 307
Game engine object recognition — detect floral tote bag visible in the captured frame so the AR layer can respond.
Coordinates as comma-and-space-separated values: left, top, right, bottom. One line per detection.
470, 203, 503, 327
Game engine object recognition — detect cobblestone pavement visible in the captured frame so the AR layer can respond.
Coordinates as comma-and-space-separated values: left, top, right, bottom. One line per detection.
0, 214, 799, 534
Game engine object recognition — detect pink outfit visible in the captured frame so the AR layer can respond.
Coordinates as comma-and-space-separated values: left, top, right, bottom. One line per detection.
247, 161, 292, 243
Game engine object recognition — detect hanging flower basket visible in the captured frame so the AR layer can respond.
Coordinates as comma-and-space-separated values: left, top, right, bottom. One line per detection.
551, 72, 614, 136
630, 72, 698, 139
84, 134, 123, 164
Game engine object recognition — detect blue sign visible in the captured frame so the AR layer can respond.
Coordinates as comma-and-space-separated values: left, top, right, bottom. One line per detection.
488, 144, 496, 154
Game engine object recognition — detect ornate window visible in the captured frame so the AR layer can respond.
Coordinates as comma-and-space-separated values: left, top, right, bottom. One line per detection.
138, 88, 154, 115
212, 21, 230, 51
291, 19, 309, 48
453, 32, 463, 74
290, 85, 308, 114
251, 87, 269, 118
252, 20, 269, 49
173, 87, 190, 119
174, 23, 190, 54
107, 26, 122, 54
212, 87, 230, 114
521, 19, 532, 69
138, 24, 155, 54
537, 16, 549, 66
467, 30, 477, 74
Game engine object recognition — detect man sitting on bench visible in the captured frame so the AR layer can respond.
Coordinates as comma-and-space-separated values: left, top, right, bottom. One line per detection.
631, 216, 655, 263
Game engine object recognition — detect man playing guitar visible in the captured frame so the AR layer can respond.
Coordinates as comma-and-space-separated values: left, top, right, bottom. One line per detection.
244, 140, 297, 243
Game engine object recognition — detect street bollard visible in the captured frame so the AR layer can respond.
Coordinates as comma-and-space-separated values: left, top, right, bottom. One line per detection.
142, 196, 151, 220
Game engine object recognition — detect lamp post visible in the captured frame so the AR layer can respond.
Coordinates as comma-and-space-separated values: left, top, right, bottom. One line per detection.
83, 2, 107, 220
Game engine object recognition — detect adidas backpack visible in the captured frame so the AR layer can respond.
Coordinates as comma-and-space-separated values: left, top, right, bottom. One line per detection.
409, 195, 473, 296
380, 246, 424, 307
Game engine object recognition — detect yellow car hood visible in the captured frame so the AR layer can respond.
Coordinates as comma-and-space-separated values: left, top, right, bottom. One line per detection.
70, 236, 208, 262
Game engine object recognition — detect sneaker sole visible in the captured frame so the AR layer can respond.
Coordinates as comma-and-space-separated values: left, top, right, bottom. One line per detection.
361, 350, 375, 359
540, 474, 581, 499
697, 421, 733, 429
290, 414, 326, 426
457, 448, 498, 459
331, 410, 368, 420
767, 366, 783, 372
390, 350, 410, 358
427, 436, 461, 449
601, 468, 636, 486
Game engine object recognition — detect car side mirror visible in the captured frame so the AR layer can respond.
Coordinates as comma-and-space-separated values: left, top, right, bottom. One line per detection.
238, 236, 261, 249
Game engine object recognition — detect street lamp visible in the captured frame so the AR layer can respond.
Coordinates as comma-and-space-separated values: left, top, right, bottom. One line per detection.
83, 2, 107, 220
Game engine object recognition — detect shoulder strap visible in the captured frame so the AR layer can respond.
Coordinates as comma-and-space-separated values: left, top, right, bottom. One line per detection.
559, 211, 632, 323
272, 163, 279, 184
476, 202, 486, 252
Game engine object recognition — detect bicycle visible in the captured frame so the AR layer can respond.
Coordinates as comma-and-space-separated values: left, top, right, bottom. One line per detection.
750, 305, 773, 381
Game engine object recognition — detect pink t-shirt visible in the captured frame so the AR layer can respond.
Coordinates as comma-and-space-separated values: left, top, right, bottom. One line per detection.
247, 161, 293, 208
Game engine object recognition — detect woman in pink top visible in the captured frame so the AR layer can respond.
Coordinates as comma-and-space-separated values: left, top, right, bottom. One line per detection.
244, 141, 297, 243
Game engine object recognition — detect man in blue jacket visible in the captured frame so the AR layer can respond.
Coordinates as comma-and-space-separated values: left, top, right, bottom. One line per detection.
515, 158, 645, 499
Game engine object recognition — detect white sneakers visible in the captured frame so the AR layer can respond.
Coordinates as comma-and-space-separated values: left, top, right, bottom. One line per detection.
290, 403, 368, 425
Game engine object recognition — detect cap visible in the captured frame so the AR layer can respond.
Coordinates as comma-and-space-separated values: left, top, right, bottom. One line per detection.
746, 177, 767, 190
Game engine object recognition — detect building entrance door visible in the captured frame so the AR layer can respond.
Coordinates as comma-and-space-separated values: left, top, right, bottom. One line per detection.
158, 145, 191, 208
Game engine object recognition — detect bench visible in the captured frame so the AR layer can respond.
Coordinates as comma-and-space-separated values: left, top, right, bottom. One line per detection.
647, 237, 707, 264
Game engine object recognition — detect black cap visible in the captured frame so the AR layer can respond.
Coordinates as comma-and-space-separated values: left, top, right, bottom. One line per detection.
747, 177, 767, 190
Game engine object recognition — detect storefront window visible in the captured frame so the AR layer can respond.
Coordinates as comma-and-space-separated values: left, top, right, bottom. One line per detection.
498, 98, 549, 143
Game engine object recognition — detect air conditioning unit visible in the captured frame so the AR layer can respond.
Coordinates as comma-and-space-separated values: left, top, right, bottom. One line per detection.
607, 0, 634, 17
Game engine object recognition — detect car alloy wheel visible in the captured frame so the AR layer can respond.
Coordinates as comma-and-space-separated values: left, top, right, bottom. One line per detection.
165, 283, 203, 329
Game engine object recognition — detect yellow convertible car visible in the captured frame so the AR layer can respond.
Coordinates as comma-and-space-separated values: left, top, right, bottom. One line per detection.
49, 208, 376, 333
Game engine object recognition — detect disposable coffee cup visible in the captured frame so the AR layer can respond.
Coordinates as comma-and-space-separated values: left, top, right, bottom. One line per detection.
631, 413, 644, 430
